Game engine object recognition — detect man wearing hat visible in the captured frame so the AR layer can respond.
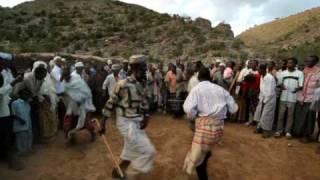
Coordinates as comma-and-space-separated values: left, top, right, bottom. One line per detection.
119, 60, 129, 80
73, 62, 85, 77
102, 63, 121, 98
212, 62, 230, 89
102, 55, 155, 179
105, 59, 113, 75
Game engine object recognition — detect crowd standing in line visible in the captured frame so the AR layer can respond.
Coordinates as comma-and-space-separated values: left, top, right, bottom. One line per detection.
0, 52, 320, 180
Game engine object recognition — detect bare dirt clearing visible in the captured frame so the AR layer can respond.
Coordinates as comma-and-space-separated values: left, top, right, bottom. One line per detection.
1, 114, 320, 180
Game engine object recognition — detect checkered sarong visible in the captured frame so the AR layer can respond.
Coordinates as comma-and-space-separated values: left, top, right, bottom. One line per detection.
184, 116, 224, 175
192, 117, 224, 150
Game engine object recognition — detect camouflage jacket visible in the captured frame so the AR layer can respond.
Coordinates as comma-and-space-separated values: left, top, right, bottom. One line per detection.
102, 74, 149, 118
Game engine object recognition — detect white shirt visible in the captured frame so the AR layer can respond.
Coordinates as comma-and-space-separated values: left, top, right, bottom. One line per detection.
50, 65, 64, 94
187, 73, 199, 93
183, 81, 238, 120
102, 74, 119, 96
259, 73, 277, 103
278, 70, 304, 103
0, 84, 12, 118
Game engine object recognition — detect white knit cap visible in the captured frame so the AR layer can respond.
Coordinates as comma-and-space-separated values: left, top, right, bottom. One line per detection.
75, 62, 84, 68
219, 63, 226, 67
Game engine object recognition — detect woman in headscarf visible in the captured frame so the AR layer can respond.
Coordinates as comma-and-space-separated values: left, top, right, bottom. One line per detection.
14, 61, 58, 143
38, 65, 59, 142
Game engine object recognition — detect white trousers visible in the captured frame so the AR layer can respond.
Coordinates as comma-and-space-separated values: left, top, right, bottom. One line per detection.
116, 116, 155, 173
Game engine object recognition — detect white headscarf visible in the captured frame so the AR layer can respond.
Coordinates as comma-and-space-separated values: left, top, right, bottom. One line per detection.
32, 61, 58, 111
32, 61, 48, 72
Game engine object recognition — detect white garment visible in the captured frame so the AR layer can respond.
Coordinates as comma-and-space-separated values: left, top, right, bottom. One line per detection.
34, 61, 58, 111
278, 70, 304, 103
50, 65, 64, 94
259, 73, 277, 103
49, 60, 55, 70
1, 69, 14, 86
183, 81, 238, 120
237, 67, 252, 82
64, 71, 95, 130
116, 116, 155, 173
0, 69, 14, 117
0, 84, 12, 118
102, 74, 118, 96
187, 73, 199, 93
40, 74, 58, 111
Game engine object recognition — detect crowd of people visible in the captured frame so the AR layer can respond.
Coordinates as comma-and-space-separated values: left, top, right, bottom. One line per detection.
0, 52, 320, 180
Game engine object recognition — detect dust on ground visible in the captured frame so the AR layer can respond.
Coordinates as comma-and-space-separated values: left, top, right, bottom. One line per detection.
1, 114, 320, 180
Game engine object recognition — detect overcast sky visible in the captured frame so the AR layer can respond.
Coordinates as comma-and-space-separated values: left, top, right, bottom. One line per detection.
1, 0, 320, 35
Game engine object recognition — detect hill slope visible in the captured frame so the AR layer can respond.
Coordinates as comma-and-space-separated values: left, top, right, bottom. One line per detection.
0, 0, 247, 62
238, 7, 320, 60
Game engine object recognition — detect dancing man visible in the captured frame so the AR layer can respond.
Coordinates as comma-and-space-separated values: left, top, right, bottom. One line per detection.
102, 55, 155, 180
183, 67, 238, 180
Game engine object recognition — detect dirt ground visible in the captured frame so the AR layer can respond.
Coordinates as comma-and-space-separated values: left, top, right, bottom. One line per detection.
1, 114, 320, 180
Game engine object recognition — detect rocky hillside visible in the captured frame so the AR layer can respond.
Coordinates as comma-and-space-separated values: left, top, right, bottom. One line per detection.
0, 0, 247, 62
238, 7, 320, 60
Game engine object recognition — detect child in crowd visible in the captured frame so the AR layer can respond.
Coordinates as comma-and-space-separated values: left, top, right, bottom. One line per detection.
11, 88, 33, 155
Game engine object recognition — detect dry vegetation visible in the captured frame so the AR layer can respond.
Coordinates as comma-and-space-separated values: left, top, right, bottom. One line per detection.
0, 0, 248, 62
238, 7, 320, 60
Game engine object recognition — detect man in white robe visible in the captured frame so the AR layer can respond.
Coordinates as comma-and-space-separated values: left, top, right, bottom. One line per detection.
254, 63, 277, 138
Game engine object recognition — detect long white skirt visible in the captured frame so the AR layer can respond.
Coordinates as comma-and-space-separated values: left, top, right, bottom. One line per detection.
116, 116, 155, 173
254, 96, 277, 131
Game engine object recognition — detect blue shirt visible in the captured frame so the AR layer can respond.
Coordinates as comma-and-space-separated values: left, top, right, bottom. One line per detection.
119, 69, 127, 80
11, 99, 32, 133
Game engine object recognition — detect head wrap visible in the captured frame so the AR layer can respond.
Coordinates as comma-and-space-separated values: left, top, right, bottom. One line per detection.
75, 62, 84, 68
216, 59, 222, 63
111, 64, 121, 71
0, 52, 12, 61
219, 63, 226, 67
129, 55, 146, 64
32, 61, 48, 72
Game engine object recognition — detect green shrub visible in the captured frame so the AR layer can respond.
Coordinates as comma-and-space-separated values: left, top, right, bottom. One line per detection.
195, 35, 206, 45
58, 17, 74, 26
15, 17, 26, 24
93, 50, 103, 56
209, 41, 225, 50
73, 41, 82, 50
55, 1, 64, 7
232, 39, 244, 49
34, 10, 46, 17
81, 18, 95, 24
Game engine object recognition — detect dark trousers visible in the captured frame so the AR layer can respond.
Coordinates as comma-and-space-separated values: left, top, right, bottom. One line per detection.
293, 102, 316, 138
196, 152, 212, 180
57, 99, 66, 130
30, 101, 41, 143
0, 116, 14, 160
